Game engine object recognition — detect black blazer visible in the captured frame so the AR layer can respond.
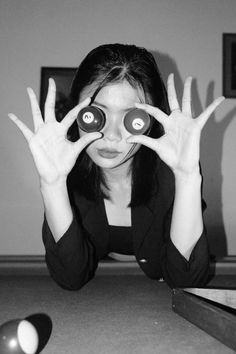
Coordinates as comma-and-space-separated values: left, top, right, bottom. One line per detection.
42, 161, 210, 290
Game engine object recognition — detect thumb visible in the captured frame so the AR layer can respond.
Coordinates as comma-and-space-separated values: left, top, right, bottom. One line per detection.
197, 96, 225, 128
73, 132, 103, 155
127, 135, 157, 152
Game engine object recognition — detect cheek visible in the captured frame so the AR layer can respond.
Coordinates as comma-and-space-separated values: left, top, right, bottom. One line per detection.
84, 139, 99, 156
118, 124, 134, 141
120, 140, 141, 161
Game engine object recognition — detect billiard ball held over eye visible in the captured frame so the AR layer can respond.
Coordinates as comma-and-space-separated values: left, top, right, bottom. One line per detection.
77, 107, 151, 135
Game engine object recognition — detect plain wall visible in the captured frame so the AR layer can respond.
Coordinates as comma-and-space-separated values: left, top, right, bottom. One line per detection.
1, 0, 236, 255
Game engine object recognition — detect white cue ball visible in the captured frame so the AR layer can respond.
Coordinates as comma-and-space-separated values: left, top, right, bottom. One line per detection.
0, 318, 39, 354
17, 320, 39, 354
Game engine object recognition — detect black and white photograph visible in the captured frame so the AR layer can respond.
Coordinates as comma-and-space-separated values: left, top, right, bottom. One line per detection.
0, 1, 236, 353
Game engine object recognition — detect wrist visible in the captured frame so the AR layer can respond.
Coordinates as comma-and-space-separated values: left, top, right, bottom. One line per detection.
173, 167, 202, 185
40, 177, 72, 242
40, 176, 68, 194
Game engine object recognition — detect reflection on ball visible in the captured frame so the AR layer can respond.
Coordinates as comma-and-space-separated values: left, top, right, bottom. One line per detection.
77, 106, 105, 132
0, 319, 38, 354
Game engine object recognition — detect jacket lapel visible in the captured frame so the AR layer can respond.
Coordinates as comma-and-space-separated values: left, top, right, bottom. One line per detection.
76, 195, 157, 257
76, 196, 109, 258
132, 202, 155, 253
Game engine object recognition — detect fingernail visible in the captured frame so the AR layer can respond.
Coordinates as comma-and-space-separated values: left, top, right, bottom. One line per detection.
27, 87, 33, 95
83, 97, 91, 104
135, 102, 144, 107
126, 138, 134, 144
217, 96, 225, 104
8, 113, 16, 121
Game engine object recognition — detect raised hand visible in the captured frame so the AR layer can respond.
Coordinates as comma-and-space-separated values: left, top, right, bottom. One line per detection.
127, 74, 225, 176
8, 78, 102, 185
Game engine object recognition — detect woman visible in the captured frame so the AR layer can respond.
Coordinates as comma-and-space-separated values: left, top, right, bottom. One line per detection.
8, 44, 224, 290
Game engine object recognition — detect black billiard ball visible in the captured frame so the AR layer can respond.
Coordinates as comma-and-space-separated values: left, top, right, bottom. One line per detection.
77, 106, 105, 132
124, 108, 150, 135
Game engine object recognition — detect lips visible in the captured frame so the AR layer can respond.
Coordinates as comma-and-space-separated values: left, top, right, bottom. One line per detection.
97, 149, 121, 159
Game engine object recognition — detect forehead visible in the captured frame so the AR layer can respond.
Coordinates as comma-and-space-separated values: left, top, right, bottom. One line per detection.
79, 80, 145, 106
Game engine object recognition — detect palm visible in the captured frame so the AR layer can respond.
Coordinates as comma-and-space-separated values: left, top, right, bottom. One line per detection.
8, 79, 101, 184
128, 74, 224, 176
151, 111, 201, 174
28, 121, 78, 183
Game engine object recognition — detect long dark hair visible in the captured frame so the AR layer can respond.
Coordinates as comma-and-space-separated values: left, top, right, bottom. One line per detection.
67, 43, 170, 206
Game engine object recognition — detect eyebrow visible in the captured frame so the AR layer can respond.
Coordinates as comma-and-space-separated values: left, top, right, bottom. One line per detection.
92, 100, 135, 113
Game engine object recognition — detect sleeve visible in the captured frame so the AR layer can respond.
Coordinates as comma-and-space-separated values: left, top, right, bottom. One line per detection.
42, 211, 98, 290
160, 204, 210, 289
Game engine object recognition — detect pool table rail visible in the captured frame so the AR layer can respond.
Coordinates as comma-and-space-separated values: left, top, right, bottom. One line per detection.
172, 288, 236, 351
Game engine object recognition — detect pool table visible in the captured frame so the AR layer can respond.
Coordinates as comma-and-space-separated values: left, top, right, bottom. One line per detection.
0, 257, 235, 354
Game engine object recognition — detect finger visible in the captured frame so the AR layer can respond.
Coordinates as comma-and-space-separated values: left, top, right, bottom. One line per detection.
8, 113, 34, 142
135, 102, 167, 125
127, 134, 157, 151
27, 87, 44, 132
182, 76, 192, 115
73, 131, 102, 155
167, 73, 180, 112
197, 96, 225, 128
62, 97, 91, 130
44, 78, 56, 123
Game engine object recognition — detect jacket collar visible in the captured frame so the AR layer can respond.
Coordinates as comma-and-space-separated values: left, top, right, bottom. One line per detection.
131, 203, 154, 252
77, 196, 110, 257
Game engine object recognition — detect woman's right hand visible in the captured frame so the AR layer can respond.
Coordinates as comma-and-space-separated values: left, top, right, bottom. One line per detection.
8, 78, 102, 185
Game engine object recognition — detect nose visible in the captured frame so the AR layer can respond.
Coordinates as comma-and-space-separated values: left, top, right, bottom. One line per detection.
102, 115, 122, 142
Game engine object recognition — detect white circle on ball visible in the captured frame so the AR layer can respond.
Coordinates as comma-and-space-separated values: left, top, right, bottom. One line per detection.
17, 320, 39, 354
132, 118, 145, 130
82, 112, 94, 124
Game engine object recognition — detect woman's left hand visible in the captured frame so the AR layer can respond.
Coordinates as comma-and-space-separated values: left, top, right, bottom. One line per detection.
127, 74, 225, 177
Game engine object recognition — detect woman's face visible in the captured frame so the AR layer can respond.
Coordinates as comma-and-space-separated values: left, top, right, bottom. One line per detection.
79, 80, 144, 169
